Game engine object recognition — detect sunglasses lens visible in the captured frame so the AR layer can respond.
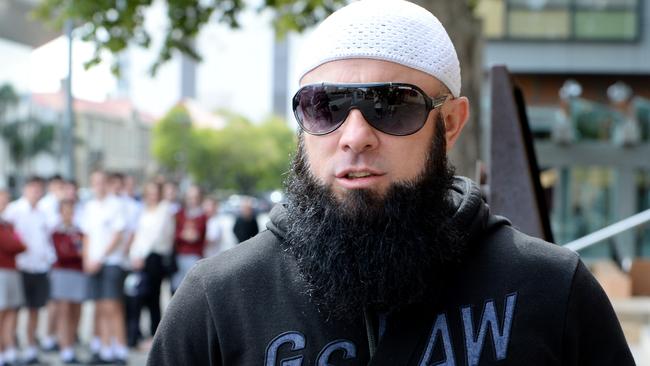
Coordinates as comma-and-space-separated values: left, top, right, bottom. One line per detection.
360, 86, 429, 136
293, 84, 430, 136
294, 86, 351, 134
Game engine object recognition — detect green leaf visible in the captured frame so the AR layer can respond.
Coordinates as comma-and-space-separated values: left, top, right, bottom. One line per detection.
33, 0, 341, 75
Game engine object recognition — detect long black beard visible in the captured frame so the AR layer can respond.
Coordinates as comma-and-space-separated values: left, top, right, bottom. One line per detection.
283, 116, 466, 320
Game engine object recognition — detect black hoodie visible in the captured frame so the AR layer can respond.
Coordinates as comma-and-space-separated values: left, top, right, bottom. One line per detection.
148, 178, 634, 366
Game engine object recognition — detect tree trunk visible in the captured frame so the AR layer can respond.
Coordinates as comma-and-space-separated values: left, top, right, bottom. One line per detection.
411, 0, 483, 179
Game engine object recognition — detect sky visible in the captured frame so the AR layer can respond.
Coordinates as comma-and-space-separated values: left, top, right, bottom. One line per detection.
0, 0, 307, 124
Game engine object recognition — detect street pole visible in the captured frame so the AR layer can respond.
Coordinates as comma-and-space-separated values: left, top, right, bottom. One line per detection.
63, 19, 75, 180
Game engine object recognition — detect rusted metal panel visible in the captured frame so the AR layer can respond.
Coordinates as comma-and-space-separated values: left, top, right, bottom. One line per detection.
488, 65, 554, 243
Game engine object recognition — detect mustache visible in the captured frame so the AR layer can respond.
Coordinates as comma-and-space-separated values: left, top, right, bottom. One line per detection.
282, 115, 467, 319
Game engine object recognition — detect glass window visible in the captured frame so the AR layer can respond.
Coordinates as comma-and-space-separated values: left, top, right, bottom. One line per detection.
508, 10, 571, 39
575, 0, 637, 7
475, 0, 640, 40
475, 0, 506, 38
575, 10, 637, 40
509, 0, 571, 8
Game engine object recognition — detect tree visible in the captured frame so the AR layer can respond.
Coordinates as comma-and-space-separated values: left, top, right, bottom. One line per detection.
151, 105, 194, 178
0, 83, 57, 179
36, 0, 483, 174
1, 121, 56, 169
151, 106, 296, 193
0, 84, 19, 117
34, 0, 346, 75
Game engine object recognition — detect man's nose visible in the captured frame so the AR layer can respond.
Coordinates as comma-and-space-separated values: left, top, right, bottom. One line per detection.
337, 109, 380, 153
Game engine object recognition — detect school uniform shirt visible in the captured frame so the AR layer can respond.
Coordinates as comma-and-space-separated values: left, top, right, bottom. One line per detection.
204, 215, 224, 257
81, 195, 128, 266
2, 198, 55, 273
37, 193, 61, 231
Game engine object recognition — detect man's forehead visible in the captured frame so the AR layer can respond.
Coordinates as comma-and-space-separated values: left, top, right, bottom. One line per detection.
299, 58, 444, 96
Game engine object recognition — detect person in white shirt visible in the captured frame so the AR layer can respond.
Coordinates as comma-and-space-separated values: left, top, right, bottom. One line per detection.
37, 174, 65, 231
81, 171, 129, 365
37, 174, 67, 353
162, 181, 181, 216
202, 196, 223, 257
126, 181, 174, 348
109, 173, 143, 242
2, 176, 54, 364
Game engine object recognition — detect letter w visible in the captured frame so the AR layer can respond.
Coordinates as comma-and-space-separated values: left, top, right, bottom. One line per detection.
462, 293, 517, 366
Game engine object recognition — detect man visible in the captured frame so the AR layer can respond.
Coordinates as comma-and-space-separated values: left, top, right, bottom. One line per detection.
149, 1, 634, 365
232, 198, 259, 244
2, 177, 55, 364
82, 171, 129, 364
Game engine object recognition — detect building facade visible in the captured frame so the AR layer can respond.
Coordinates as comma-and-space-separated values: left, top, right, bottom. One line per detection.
477, 0, 650, 261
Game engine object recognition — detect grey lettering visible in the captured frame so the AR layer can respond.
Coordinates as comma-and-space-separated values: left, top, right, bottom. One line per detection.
462, 293, 518, 366
264, 331, 306, 366
317, 340, 357, 366
418, 313, 456, 366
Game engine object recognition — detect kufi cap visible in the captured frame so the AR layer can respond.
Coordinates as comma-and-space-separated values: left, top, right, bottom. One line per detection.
296, 0, 462, 97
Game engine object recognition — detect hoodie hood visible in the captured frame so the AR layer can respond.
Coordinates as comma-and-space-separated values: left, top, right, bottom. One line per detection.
267, 176, 510, 245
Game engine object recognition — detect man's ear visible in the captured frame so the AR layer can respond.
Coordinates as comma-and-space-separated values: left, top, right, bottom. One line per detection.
441, 96, 470, 151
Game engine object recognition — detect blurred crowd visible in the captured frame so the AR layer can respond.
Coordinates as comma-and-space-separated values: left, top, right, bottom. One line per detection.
0, 171, 260, 365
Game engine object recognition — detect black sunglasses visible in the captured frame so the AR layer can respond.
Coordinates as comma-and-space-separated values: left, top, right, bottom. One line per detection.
292, 82, 449, 136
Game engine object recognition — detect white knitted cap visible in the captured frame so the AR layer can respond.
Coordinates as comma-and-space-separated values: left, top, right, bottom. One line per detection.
297, 0, 461, 97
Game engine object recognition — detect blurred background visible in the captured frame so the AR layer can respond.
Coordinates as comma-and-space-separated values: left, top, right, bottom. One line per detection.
1, 0, 650, 364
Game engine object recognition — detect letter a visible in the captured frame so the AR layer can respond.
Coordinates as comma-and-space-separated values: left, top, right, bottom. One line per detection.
418, 313, 456, 366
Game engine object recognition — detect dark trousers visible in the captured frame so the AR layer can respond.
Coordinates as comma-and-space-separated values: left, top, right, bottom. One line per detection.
126, 253, 165, 346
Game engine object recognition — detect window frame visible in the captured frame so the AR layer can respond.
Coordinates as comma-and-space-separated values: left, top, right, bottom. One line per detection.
483, 0, 643, 43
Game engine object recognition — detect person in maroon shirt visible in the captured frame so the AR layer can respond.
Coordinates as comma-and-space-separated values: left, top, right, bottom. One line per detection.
0, 189, 26, 366
49, 199, 87, 364
170, 185, 207, 293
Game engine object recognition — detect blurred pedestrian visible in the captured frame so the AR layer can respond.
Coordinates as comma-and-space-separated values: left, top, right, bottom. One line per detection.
50, 199, 87, 364
38, 174, 67, 354
2, 176, 54, 364
123, 175, 141, 202
109, 172, 143, 246
61, 180, 84, 228
233, 198, 259, 244
0, 189, 26, 366
171, 185, 206, 293
202, 196, 223, 257
126, 181, 174, 348
38, 174, 65, 230
81, 171, 129, 364
162, 182, 181, 216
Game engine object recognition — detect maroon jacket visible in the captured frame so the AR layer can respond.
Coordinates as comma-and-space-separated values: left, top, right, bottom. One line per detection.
0, 220, 26, 269
52, 226, 84, 271
174, 209, 207, 257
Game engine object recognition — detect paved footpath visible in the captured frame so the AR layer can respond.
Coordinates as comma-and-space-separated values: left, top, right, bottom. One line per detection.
17, 302, 154, 366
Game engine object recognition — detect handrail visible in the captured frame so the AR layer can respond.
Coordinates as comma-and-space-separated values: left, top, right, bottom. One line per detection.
563, 208, 650, 252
